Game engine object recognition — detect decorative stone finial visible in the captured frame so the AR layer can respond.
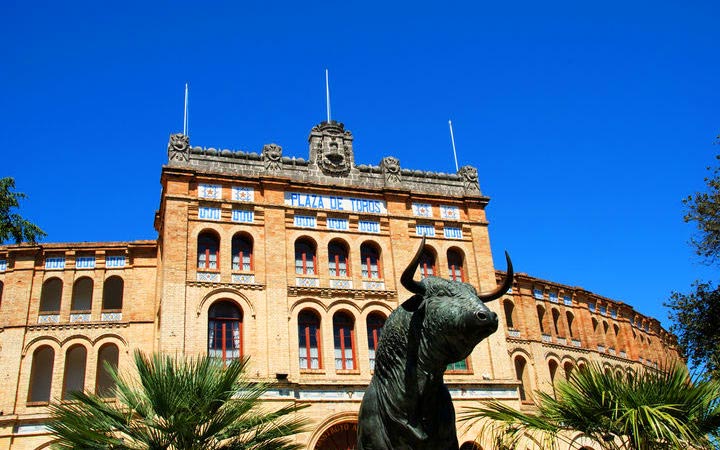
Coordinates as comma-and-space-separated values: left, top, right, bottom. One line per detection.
262, 143, 283, 171
168, 133, 190, 162
308, 121, 354, 177
381, 156, 401, 185
458, 165, 480, 192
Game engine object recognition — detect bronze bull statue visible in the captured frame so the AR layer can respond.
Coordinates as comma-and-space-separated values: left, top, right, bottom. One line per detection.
357, 238, 513, 450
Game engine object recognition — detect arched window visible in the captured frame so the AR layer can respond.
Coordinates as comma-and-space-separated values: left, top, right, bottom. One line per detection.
418, 246, 436, 279
447, 248, 464, 282
459, 444, 483, 450
102, 276, 124, 311
0, 281, 4, 309
367, 313, 386, 370
198, 231, 220, 270
333, 312, 356, 370
71, 277, 93, 314
328, 240, 350, 277
360, 242, 382, 279
62, 345, 87, 400
514, 355, 529, 402
564, 361, 574, 379
548, 360, 559, 388
503, 300, 515, 328
603, 321, 609, 335
231, 233, 253, 272
28, 346, 54, 404
552, 309, 561, 335
537, 305, 546, 334
566, 312, 575, 338
592, 317, 599, 333
208, 301, 242, 364
613, 324, 620, 336
96, 343, 119, 397
295, 238, 317, 275
39, 278, 63, 314
298, 310, 322, 370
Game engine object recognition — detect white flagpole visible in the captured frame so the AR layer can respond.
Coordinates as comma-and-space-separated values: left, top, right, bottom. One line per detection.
448, 120, 459, 172
183, 83, 189, 136
325, 69, 331, 123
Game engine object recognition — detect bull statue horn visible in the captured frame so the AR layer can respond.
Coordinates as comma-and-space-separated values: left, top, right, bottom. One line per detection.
478, 251, 514, 303
401, 236, 427, 295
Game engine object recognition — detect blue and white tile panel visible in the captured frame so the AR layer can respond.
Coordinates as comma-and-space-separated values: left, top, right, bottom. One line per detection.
106, 256, 126, 268
232, 186, 254, 202
198, 207, 221, 221
232, 274, 256, 284
70, 313, 92, 322
362, 280, 385, 290
38, 314, 60, 324
76, 256, 95, 269
412, 203, 433, 217
533, 288, 544, 299
101, 312, 123, 321
327, 218, 349, 231
197, 272, 221, 282
0, 259, 6, 272
330, 279, 353, 289
358, 220, 380, 233
439, 205, 460, 220
198, 184, 222, 199
416, 224, 435, 237
294, 215, 316, 228
563, 295, 572, 306
296, 277, 320, 287
443, 227, 462, 239
45, 257, 65, 270
232, 210, 254, 223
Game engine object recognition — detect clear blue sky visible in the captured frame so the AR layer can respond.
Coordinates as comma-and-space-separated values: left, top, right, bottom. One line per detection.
2, 1, 719, 330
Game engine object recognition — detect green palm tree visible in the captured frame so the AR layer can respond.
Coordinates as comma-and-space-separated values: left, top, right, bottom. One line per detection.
461, 362, 720, 450
48, 351, 309, 449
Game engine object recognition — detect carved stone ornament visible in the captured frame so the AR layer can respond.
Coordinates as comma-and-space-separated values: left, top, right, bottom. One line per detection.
308, 121, 354, 177
262, 143, 283, 171
458, 165, 480, 192
168, 133, 190, 162
381, 156, 401, 184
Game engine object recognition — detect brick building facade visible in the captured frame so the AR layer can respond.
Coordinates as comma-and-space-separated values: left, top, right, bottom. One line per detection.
0, 121, 680, 449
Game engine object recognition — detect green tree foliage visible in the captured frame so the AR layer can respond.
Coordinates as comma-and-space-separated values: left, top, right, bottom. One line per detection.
461, 362, 720, 450
666, 137, 720, 377
48, 351, 309, 450
0, 177, 46, 244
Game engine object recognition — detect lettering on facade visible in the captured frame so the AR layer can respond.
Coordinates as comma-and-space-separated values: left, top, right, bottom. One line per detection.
315, 422, 358, 449
285, 192, 386, 214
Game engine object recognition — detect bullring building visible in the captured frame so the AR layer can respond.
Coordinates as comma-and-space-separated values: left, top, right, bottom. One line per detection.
0, 121, 680, 449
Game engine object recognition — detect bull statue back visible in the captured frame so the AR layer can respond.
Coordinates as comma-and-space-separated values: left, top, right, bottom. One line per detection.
357, 237, 513, 450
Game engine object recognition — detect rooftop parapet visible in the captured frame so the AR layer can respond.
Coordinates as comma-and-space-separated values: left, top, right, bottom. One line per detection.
166, 121, 483, 198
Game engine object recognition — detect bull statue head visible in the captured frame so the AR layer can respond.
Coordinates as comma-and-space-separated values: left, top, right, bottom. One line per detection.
357, 237, 513, 450
399, 236, 513, 369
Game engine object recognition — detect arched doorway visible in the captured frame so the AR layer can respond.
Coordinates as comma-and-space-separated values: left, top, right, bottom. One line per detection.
314, 421, 358, 450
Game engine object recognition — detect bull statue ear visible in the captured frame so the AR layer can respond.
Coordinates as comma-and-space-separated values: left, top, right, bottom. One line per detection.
477, 251, 514, 303
401, 236, 427, 295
